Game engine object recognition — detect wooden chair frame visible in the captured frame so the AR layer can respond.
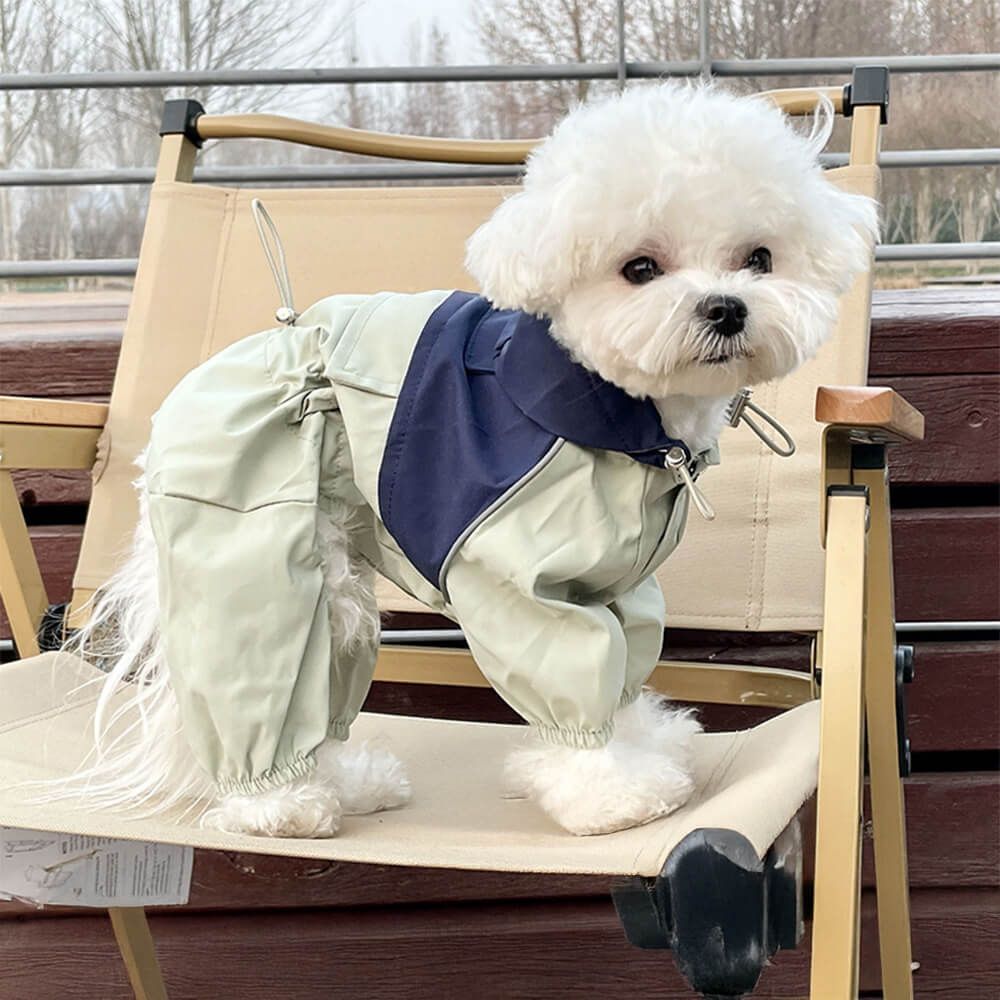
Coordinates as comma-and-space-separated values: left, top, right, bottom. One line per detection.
0, 69, 919, 998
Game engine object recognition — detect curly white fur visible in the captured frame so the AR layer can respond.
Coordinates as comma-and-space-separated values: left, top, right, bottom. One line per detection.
505, 690, 703, 835
466, 82, 878, 451
46, 80, 877, 839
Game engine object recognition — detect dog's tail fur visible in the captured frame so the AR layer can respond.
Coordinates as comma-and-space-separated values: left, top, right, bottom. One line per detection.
37, 484, 215, 818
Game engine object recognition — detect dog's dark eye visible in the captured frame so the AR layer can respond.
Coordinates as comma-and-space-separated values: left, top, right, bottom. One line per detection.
744, 247, 772, 274
621, 256, 664, 285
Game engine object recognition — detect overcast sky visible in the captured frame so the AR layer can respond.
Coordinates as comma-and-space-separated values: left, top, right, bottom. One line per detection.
352, 0, 482, 62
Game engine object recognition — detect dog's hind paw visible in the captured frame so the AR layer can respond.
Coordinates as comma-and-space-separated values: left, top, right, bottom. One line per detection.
316, 739, 413, 816
201, 784, 343, 839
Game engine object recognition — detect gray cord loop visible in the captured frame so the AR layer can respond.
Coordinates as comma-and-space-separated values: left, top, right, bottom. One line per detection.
250, 198, 298, 324
726, 388, 797, 458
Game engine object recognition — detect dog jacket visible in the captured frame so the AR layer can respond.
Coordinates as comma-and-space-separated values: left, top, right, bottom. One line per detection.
145, 290, 718, 793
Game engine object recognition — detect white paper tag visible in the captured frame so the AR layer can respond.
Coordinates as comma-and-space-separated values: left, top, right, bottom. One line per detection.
0, 827, 193, 907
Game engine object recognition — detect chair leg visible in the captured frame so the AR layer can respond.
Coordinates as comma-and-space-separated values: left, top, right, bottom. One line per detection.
854, 457, 915, 999
0, 469, 46, 657
108, 906, 169, 1000
809, 489, 869, 997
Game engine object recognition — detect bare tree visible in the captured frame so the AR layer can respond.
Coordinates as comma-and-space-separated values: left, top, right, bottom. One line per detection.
71, 0, 354, 259
473, 0, 620, 136
1, 0, 34, 260
84, 0, 352, 164
472, 0, 1000, 258
1, 0, 84, 260
1, 0, 101, 286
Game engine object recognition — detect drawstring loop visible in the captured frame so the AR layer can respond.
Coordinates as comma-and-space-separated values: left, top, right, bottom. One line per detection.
726, 388, 796, 458
251, 198, 298, 325
669, 390, 796, 522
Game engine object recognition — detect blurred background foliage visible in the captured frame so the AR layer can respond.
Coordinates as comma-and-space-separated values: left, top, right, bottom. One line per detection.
1, 0, 997, 285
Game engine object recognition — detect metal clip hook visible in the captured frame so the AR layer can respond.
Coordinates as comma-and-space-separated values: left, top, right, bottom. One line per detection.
664, 446, 716, 521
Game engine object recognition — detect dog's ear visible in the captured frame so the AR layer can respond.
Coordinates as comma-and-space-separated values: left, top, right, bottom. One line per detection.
465, 184, 577, 315
815, 184, 882, 294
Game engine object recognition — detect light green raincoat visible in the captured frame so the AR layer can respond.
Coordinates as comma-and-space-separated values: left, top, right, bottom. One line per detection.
146, 290, 717, 793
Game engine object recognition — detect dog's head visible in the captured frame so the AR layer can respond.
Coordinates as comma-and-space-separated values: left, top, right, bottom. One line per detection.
466, 82, 878, 400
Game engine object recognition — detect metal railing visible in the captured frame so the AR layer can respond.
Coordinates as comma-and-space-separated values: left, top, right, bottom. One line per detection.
1, 0, 998, 278
2, 52, 999, 91
3, 148, 998, 189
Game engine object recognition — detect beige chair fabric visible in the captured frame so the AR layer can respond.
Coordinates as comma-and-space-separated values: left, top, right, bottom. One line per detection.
76, 166, 877, 632
0, 653, 819, 876
77, 183, 504, 600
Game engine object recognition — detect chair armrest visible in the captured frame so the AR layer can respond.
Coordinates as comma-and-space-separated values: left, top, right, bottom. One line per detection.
0, 396, 109, 428
0, 396, 107, 469
0, 398, 106, 652
815, 385, 925, 443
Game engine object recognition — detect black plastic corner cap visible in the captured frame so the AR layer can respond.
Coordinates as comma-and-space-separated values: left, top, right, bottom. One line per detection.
661, 828, 773, 996
843, 65, 890, 124
159, 98, 206, 148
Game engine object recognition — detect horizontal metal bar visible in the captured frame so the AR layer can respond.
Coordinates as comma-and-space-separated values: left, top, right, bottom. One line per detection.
896, 620, 1000, 633
1, 63, 686, 90
0, 164, 523, 187
2, 53, 997, 92
703, 53, 1000, 76
4, 620, 994, 657
3, 148, 997, 189
382, 624, 1000, 641
6, 240, 998, 278
822, 148, 1000, 168
0, 259, 139, 277
381, 629, 466, 644
875, 242, 1000, 261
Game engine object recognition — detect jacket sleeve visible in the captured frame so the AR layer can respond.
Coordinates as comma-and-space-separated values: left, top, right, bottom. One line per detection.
608, 573, 667, 702
445, 553, 629, 748
440, 443, 663, 748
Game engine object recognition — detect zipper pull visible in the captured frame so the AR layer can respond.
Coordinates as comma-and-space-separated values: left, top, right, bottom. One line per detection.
664, 446, 716, 521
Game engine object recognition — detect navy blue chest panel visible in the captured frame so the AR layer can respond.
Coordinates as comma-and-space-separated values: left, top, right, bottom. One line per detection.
377, 291, 689, 590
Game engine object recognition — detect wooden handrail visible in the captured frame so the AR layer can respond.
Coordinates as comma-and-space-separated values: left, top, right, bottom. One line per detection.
194, 85, 846, 163
195, 115, 536, 164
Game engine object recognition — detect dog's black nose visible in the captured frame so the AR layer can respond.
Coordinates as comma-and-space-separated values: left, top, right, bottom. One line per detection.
696, 295, 748, 337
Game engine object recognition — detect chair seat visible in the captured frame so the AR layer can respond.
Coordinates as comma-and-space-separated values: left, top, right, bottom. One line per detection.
0, 653, 819, 877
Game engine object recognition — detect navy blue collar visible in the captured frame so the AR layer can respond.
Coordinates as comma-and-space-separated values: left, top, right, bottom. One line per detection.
463, 303, 689, 467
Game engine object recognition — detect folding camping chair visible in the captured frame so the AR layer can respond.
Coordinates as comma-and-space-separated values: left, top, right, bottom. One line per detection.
0, 66, 920, 997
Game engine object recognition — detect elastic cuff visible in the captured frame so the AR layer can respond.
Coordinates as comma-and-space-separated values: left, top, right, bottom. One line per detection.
216, 720, 352, 796
619, 687, 642, 709
328, 719, 351, 742
217, 753, 318, 796
532, 721, 614, 749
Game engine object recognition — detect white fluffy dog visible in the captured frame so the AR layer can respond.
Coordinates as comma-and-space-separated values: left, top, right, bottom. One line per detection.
63, 82, 876, 839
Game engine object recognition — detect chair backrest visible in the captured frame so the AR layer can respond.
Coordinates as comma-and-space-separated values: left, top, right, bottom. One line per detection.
72, 85, 880, 633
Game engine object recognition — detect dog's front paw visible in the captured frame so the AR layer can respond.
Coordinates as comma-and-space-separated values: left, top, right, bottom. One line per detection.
505, 737, 695, 836
201, 783, 343, 838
